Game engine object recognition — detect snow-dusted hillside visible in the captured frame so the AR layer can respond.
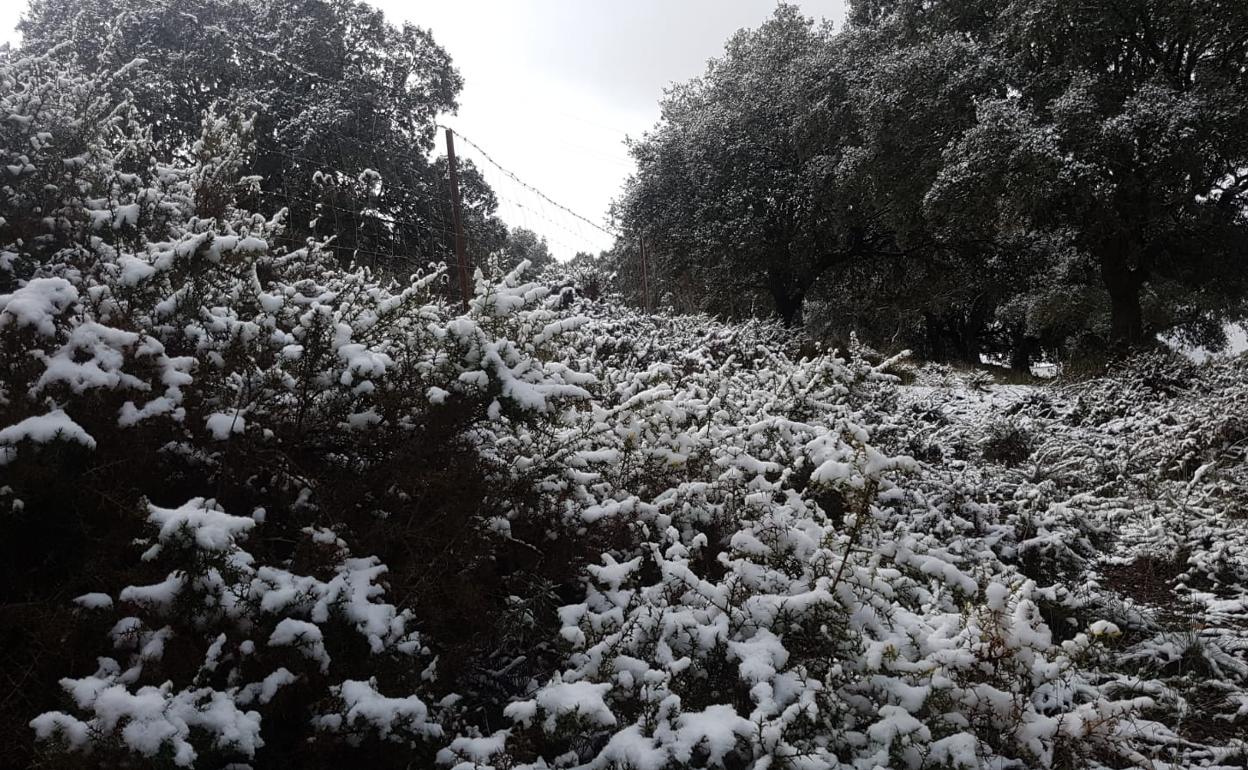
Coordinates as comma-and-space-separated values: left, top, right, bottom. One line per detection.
3, 39, 1247, 770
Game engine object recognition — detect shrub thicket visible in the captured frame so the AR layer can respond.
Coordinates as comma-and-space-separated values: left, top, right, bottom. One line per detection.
3, 44, 1246, 770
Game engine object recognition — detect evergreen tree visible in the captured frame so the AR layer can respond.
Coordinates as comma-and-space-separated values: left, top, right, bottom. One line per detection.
18, 0, 505, 277
618, 6, 851, 326
926, 0, 1248, 349
495, 226, 553, 274
622, 0, 1248, 361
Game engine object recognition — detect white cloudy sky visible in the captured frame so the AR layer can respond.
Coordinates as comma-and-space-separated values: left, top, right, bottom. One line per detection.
0, 1, 847, 259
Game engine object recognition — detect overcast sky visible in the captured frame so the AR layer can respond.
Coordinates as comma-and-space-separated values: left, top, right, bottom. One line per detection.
0, 1, 847, 259
396, 0, 848, 258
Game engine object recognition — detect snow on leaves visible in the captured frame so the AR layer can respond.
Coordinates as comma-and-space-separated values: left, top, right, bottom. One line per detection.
0, 409, 96, 464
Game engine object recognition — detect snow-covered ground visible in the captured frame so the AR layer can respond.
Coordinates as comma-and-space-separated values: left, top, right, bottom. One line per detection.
895, 363, 1248, 739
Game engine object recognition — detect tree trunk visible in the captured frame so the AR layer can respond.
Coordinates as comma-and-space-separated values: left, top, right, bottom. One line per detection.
775, 290, 804, 327
768, 266, 805, 327
1104, 268, 1145, 345
954, 316, 983, 365
923, 311, 983, 364
1009, 341, 1034, 374
1100, 233, 1148, 346
962, 299, 994, 364
923, 313, 947, 361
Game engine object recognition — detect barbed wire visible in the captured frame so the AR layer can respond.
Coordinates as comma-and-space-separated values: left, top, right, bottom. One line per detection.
269, 179, 597, 269
128, 0, 623, 256
437, 125, 620, 239
267, 134, 610, 258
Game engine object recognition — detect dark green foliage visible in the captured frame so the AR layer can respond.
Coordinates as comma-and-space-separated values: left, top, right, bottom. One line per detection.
616, 0, 1248, 365
616, 7, 853, 326
495, 227, 554, 274
18, 0, 510, 277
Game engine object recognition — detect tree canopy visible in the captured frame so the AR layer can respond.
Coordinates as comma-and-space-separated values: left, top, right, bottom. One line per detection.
615, 0, 1248, 366
17, 0, 525, 277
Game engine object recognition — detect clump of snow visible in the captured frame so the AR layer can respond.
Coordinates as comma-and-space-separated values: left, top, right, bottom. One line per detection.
317, 679, 443, 742
267, 619, 330, 672
30, 674, 263, 767
505, 679, 616, 732
0, 277, 78, 336
73, 593, 114, 610
0, 409, 96, 464
146, 498, 255, 554
205, 411, 245, 440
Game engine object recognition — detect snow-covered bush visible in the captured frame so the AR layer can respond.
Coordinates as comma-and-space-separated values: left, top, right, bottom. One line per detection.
0, 51, 591, 767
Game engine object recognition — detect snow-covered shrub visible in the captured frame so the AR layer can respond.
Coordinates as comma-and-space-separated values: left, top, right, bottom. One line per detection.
0, 48, 154, 288
980, 418, 1033, 466
0, 52, 591, 766
880, 352, 1248, 765
29, 498, 440, 766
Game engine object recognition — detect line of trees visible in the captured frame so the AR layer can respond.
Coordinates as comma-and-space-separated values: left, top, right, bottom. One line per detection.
610, 0, 1248, 369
